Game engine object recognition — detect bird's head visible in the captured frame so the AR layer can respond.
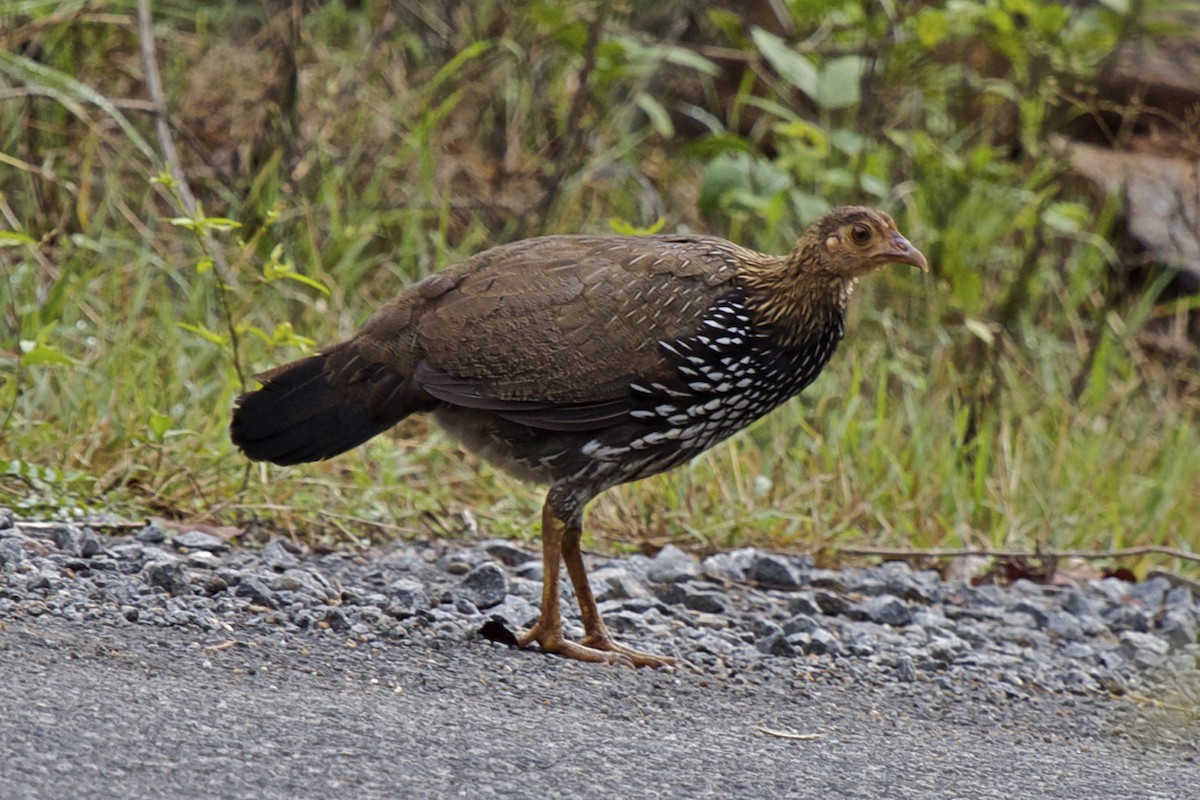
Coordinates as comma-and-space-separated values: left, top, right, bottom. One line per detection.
802, 206, 928, 279
739, 205, 927, 345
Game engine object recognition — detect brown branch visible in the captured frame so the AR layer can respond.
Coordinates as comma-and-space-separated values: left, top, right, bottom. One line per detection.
838, 544, 1200, 565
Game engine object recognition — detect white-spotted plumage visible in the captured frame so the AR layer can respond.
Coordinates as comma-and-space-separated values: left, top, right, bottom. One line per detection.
567, 288, 844, 489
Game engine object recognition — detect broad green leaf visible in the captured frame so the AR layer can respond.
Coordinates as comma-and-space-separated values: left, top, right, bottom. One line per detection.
149, 411, 173, 438
816, 56, 866, 110
751, 28, 817, 98
19, 341, 75, 367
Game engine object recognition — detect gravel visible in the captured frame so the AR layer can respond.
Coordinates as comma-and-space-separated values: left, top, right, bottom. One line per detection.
0, 509, 1197, 719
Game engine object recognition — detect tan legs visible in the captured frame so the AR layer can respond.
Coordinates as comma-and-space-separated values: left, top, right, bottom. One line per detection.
517, 498, 674, 668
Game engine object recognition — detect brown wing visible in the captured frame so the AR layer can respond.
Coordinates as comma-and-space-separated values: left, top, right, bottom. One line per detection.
367, 234, 752, 431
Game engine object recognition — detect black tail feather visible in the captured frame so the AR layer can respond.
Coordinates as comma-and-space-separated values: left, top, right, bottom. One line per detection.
230, 353, 397, 465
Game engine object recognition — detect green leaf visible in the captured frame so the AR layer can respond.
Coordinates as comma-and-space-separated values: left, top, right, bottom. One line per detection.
635, 93, 674, 138
18, 341, 75, 367
751, 28, 817, 98
0, 230, 36, 247
1042, 202, 1090, 233
281, 271, 332, 296
915, 9, 950, 48
816, 56, 866, 110
177, 322, 228, 346
149, 411, 173, 438
773, 119, 828, 156
658, 45, 719, 76
608, 217, 666, 235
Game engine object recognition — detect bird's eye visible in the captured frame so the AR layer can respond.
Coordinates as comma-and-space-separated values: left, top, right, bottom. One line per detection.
849, 223, 872, 245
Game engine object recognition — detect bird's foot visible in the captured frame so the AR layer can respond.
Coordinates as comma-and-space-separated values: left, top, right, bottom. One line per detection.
579, 632, 676, 669
517, 623, 673, 668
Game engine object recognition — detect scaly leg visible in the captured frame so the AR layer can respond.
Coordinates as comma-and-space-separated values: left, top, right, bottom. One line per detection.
562, 513, 675, 669
517, 500, 629, 665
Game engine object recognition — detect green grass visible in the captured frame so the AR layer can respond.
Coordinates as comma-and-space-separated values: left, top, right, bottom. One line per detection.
2, 0, 1197, 579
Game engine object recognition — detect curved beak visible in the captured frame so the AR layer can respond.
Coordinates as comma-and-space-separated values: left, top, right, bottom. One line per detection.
879, 231, 929, 272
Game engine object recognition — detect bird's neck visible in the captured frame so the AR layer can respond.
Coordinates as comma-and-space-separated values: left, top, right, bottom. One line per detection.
738, 255, 853, 350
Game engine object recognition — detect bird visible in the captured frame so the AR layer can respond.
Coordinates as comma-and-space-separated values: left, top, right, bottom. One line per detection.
230, 205, 927, 668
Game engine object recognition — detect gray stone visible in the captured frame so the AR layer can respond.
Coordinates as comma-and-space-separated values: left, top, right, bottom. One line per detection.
759, 633, 797, 658
1046, 611, 1084, 642
456, 563, 508, 610
1063, 641, 1095, 661
512, 561, 543, 582
1088, 577, 1130, 603
591, 566, 650, 601
925, 635, 967, 664
1103, 604, 1150, 633
813, 590, 851, 617
783, 614, 819, 635
0, 538, 24, 569
488, 595, 539, 629
282, 569, 337, 601
235, 576, 276, 607
1118, 631, 1170, 664
652, 583, 687, 605
482, 540, 534, 567
1006, 599, 1049, 627
171, 530, 229, 553
699, 552, 744, 583
322, 608, 351, 632
215, 567, 245, 587
387, 580, 428, 619
801, 628, 841, 656
746, 554, 800, 588
1127, 576, 1171, 610
0, 507, 12, 529
438, 554, 475, 575
646, 545, 699, 584
135, 524, 166, 543
808, 570, 847, 592
1165, 585, 1196, 613
143, 559, 187, 595
855, 596, 913, 627
1159, 609, 1198, 649
78, 527, 103, 557
186, 551, 220, 569
683, 590, 727, 614
51, 525, 80, 555
1062, 590, 1095, 617
894, 654, 917, 682
260, 540, 299, 572
786, 592, 822, 617
752, 618, 784, 641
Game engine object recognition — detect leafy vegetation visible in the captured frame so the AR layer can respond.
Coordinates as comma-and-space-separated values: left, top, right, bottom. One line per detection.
1, 1, 1197, 576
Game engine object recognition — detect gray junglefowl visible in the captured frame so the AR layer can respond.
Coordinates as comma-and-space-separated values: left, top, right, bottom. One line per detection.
231, 206, 928, 667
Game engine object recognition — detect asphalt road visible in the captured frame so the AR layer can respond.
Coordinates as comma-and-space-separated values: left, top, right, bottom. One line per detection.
1, 616, 1195, 799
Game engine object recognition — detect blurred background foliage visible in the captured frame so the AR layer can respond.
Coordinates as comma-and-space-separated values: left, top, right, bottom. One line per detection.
1, 0, 1198, 576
